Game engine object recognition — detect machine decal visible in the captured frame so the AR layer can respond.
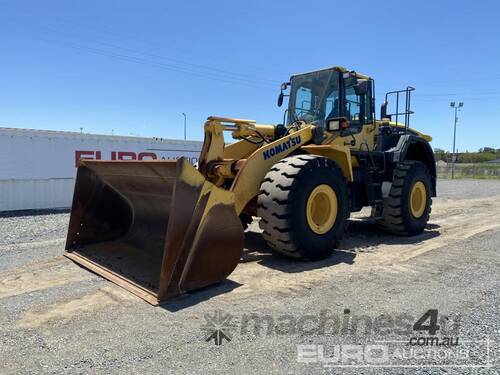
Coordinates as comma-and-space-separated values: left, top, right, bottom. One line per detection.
262, 136, 301, 160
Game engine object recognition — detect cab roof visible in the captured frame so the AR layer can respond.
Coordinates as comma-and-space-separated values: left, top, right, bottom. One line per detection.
290, 66, 371, 80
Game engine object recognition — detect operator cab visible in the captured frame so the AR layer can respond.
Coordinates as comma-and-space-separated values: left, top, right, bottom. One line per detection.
278, 67, 374, 132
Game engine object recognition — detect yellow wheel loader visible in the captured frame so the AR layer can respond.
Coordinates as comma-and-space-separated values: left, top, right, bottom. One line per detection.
65, 66, 436, 304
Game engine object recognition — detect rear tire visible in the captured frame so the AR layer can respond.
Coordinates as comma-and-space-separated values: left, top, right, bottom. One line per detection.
257, 155, 349, 260
377, 160, 432, 235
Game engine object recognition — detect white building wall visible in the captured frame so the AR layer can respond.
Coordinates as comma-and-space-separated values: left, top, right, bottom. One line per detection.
0, 179, 75, 211
0, 128, 203, 211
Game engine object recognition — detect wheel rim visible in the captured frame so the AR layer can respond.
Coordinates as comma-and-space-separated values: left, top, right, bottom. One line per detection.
409, 181, 427, 218
306, 184, 338, 234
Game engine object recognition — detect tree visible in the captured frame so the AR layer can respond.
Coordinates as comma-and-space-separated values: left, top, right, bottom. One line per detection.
481, 147, 495, 153
433, 148, 448, 162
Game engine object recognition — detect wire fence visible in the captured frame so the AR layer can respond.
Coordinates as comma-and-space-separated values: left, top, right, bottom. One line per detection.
436, 163, 500, 179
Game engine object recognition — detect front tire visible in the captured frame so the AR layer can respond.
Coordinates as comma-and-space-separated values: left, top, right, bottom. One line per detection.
257, 155, 349, 260
377, 160, 432, 235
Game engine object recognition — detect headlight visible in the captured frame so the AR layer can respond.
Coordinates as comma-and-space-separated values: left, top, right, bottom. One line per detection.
327, 119, 340, 131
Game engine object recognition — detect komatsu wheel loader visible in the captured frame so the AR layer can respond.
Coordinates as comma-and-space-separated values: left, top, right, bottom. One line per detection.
65, 66, 436, 304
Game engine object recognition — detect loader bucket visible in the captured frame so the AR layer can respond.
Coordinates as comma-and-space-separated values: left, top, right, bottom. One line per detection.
65, 158, 244, 305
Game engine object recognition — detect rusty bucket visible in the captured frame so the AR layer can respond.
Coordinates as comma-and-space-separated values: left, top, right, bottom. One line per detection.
65, 158, 244, 305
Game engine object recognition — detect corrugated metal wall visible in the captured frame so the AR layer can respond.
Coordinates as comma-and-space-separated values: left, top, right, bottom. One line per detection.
0, 128, 202, 211
0, 178, 74, 211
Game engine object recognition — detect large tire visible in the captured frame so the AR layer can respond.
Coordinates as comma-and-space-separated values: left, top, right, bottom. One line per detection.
257, 155, 349, 260
377, 160, 432, 235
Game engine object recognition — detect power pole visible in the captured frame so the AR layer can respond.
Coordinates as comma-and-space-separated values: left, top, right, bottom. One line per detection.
182, 113, 187, 140
450, 102, 463, 179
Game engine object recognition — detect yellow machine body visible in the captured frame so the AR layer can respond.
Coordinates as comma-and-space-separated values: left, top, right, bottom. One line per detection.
65, 67, 433, 304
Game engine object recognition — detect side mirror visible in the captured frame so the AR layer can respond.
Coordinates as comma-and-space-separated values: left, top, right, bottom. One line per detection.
277, 92, 284, 107
277, 82, 290, 107
380, 101, 388, 119
354, 79, 369, 96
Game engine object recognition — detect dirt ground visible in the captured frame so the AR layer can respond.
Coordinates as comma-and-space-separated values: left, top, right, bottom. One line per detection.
0, 179, 499, 374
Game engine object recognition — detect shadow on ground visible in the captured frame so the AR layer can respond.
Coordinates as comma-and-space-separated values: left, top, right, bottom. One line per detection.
340, 219, 441, 252
0, 208, 70, 218
161, 219, 440, 311
241, 231, 357, 273
242, 219, 441, 269
160, 280, 242, 312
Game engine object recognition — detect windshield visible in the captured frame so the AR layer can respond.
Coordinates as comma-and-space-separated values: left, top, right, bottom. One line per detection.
287, 69, 340, 127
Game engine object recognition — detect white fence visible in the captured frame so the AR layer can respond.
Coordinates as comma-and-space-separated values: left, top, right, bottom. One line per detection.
0, 128, 202, 211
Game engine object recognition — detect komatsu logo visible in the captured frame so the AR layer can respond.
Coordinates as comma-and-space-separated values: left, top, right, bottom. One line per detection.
262, 136, 302, 160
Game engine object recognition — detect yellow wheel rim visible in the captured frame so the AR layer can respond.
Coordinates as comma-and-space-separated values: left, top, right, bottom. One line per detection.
410, 181, 427, 218
306, 184, 338, 234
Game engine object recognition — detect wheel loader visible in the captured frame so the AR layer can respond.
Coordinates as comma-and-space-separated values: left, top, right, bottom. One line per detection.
65, 66, 436, 305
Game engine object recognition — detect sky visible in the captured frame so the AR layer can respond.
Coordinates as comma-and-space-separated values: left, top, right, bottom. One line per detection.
0, 0, 499, 152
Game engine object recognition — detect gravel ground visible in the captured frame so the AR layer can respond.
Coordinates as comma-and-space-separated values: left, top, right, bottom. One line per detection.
0, 179, 499, 374
436, 179, 500, 199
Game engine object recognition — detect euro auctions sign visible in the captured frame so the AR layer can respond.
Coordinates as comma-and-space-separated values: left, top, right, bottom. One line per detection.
0, 128, 202, 180
74, 149, 199, 168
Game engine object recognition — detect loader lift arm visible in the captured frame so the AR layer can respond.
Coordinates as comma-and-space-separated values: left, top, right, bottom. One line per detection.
197, 116, 315, 214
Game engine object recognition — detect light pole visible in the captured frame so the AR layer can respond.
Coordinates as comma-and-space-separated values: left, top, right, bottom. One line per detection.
450, 101, 463, 179
182, 112, 187, 140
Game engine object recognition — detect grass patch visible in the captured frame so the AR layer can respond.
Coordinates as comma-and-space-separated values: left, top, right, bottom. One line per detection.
437, 163, 500, 179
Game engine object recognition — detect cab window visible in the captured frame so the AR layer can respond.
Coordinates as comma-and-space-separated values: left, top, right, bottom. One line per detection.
343, 77, 373, 126
325, 88, 340, 119
345, 86, 362, 124
294, 87, 312, 119
287, 69, 341, 126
